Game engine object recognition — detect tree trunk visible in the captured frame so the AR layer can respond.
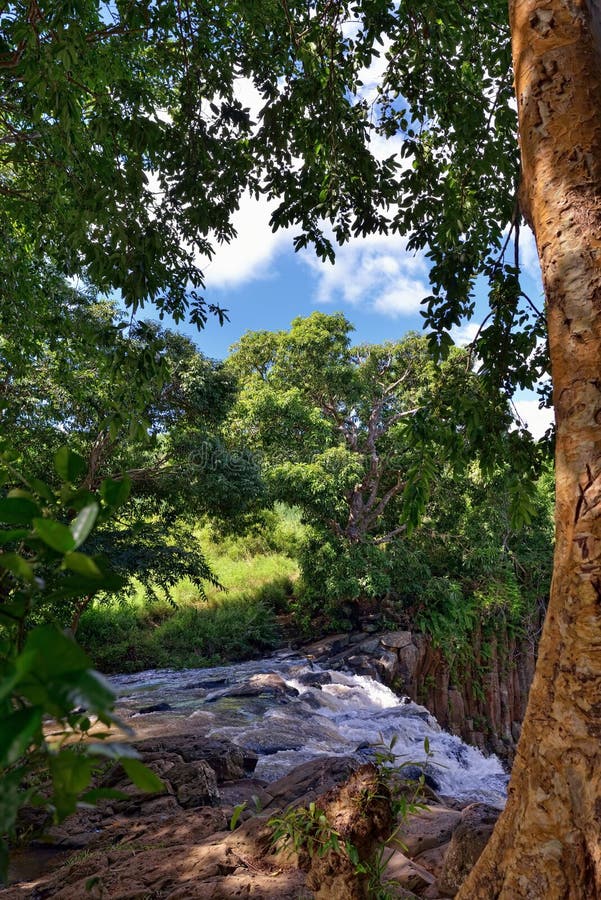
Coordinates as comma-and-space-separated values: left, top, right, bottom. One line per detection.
458, 0, 601, 896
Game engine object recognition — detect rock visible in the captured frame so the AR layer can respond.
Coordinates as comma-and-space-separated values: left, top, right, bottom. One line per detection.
353, 637, 382, 654
183, 677, 228, 690
218, 778, 271, 815
166, 760, 220, 808
399, 806, 462, 857
437, 803, 500, 897
396, 765, 441, 793
206, 672, 299, 701
135, 736, 258, 781
234, 719, 343, 756
304, 634, 353, 659
343, 654, 380, 679
447, 690, 465, 734
136, 701, 172, 714
262, 756, 359, 810
296, 671, 333, 687
383, 849, 436, 893
372, 649, 399, 680
380, 630, 414, 650
413, 841, 450, 880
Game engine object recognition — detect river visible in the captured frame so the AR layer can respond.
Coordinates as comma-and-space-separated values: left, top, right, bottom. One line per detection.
111, 649, 508, 807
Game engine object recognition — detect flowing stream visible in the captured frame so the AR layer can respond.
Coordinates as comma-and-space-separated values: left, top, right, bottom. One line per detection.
111, 650, 508, 808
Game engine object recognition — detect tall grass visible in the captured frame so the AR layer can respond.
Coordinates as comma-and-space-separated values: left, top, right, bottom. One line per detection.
77, 518, 301, 673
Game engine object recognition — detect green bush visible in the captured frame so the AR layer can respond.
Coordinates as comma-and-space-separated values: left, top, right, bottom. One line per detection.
78, 591, 282, 672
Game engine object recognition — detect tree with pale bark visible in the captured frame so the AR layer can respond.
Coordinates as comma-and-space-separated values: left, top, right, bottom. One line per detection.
2, 0, 601, 893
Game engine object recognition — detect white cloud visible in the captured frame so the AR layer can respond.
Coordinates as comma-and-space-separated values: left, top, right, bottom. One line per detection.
500, 222, 541, 283
519, 225, 541, 280
303, 231, 429, 318
450, 322, 481, 347
512, 398, 554, 440
198, 192, 294, 289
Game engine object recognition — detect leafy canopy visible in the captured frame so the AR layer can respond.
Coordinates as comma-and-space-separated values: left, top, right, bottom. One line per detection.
1, 1, 547, 409
228, 312, 540, 542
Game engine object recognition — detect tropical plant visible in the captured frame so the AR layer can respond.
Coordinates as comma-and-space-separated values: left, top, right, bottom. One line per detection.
0, 448, 163, 881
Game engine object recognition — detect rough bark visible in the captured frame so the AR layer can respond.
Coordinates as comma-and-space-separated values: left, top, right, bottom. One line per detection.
459, 0, 601, 895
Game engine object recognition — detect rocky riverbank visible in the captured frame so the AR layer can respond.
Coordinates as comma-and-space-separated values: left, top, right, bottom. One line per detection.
4, 726, 501, 899
2, 628, 529, 898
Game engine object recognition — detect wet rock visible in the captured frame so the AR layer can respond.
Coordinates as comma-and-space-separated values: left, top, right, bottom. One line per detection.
166, 760, 220, 808
296, 671, 332, 687
343, 654, 380, 679
437, 802, 499, 896
372, 649, 399, 680
234, 718, 342, 756
206, 672, 299, 702
183, 677, 228, 690
135, 736, 258, 781
398, 765, 441, 793
136, 701, 172, 714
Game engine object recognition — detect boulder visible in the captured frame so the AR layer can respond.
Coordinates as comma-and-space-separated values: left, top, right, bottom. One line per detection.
136, 701, 172, 714
413, 841, 450, 880
134, 735, 258, 782
166, 760, 220, 808
398, 806, 462, 857
262, 756, 359, 810
296, 670, 333, 687
380, 630, 414, 651
206, 672, 300, 701
383, 849, 436, 894
437, 803, 500, 897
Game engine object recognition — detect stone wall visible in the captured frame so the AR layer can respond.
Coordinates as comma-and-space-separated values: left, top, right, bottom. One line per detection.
304, 623, 540, 762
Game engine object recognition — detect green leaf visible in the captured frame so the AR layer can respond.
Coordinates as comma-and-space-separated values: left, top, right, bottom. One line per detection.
22, 625, 91, 677
50, 750, 94, 819
0, 707, 43, 767
54, 447, 87, 484
0, 651, 36, 702
121, 758, 164, 794
0, 552, 34, 581
63, 552, 101, 578
29, 478, 55, 503
0, 767, 28, 849
0, 528, 29, 545
33, 517, 76, 553
0, 497, 40, 525
100, 476, 131, 509
230, 801, 247, 830
65, 669, 115, 714
70, 503, 99, 548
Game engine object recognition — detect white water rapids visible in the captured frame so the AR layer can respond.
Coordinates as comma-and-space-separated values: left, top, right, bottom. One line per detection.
111, 651, 508, 808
